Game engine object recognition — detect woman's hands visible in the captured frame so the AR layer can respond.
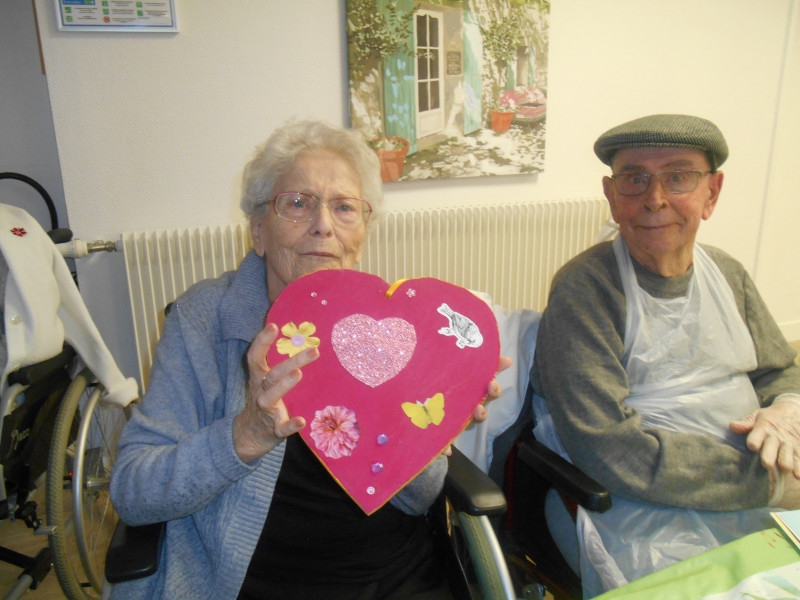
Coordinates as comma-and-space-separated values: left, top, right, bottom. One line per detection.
234, 329, 512, 464
472, 355, 514, 423
233, 323, 319, 463
443, 355, 513, 456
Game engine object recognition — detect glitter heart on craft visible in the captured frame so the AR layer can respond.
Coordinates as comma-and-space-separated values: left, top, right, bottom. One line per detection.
331, 314, 416, 387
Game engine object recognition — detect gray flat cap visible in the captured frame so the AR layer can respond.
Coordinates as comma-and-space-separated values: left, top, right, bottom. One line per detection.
594, 114, 728, 170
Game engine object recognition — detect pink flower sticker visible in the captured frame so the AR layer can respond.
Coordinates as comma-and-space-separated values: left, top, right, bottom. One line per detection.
11, 227, 27, 237
310, 405, 360, 459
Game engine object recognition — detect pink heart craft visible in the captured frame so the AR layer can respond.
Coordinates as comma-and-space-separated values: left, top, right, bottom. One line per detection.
266, 269, 500, 514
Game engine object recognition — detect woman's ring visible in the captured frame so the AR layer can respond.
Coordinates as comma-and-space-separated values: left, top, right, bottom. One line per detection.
261, 373, 274, 392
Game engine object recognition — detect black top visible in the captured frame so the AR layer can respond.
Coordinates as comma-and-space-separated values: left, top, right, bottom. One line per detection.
240, 435, 444, 599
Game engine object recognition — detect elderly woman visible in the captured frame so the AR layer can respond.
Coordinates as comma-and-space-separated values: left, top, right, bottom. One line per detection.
110, 120, 507, 600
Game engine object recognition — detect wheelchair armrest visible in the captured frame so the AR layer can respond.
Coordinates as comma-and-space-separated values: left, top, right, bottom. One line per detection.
517, 438, 611, 513
105, 520, 165, 584
7, 345, 76, 387
445, 446, 507, 517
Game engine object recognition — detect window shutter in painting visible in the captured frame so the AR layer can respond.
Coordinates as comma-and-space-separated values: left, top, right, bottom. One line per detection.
379, 0, 417, 153
462, 9, 482, 135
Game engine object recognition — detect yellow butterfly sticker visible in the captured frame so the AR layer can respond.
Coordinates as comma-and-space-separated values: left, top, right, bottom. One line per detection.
402, 393, 445, 429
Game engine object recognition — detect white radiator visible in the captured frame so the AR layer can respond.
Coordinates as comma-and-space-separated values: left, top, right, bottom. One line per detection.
122, 224, 253, 388
122, 198, 609, 389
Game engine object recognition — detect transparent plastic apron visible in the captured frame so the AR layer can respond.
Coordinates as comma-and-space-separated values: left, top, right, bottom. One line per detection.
617, 237, 758, 449
536, 238, 776, 598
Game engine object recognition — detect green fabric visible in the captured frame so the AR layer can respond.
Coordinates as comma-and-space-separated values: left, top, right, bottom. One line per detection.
506, 60, 516, 90
596, 528, 799, 600
528, 46, 537, 87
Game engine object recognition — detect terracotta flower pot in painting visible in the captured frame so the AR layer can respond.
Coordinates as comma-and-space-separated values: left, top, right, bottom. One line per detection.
489, 110, 515, 134
373, 136, 410, 182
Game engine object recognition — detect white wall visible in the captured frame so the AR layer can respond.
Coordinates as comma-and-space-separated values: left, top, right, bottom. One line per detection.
1, 1, 68, 231
755, 0, 800, 338
20, 0, 800, 379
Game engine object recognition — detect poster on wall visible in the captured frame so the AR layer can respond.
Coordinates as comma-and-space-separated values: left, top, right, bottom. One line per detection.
347, 0, 550, 182
54, 0, 178, 32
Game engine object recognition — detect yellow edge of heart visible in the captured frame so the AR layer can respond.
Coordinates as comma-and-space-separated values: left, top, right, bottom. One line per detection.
385, 278, 410, 298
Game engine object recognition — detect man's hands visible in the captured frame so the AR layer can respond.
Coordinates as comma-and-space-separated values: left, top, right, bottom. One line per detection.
730, 396, 800, 479
731, 396, 800, 509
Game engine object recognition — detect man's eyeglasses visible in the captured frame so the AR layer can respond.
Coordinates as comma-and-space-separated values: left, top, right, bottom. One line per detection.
610, 170, 711, 196
269, 192, 372, 226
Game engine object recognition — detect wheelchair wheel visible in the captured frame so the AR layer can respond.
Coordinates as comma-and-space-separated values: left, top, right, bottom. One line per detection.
445, 501, 517, 600
46, 369, 127, 600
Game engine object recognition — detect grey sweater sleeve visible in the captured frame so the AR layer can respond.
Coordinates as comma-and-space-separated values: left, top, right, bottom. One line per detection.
531, 243, 797, 511
389, 454, 447, 515
111, 295, 259, 525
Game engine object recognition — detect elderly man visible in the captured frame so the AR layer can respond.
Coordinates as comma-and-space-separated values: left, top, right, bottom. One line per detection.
530, 114, 800, 596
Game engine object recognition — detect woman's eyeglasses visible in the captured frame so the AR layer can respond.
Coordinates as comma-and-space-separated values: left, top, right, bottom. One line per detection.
269, 192, 372, 226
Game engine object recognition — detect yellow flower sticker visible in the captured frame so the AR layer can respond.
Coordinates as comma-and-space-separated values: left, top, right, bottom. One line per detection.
276, 321, 321, 357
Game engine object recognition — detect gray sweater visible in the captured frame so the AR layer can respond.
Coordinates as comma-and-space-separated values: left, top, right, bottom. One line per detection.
110, 251, 446, 599
531, 241, 800, 511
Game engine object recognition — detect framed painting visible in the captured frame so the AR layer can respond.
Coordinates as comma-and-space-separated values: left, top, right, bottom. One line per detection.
346, 0, 550, 182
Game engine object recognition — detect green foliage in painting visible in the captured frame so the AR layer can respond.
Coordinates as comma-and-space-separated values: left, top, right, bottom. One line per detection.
480, 11, 520, 64
347, 0, 417, 80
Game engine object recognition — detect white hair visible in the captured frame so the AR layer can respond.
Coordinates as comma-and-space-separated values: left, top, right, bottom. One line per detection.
240, 120, 383, 221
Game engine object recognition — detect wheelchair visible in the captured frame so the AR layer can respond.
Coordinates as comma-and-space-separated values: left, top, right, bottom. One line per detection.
105, 444, 516, 600
1, 174, 133, 599
0, 347, 73, 597
1, 352, 129, 600
494, 386, 612, 600
103, 305, 518, 599
103, 386, 609, 600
